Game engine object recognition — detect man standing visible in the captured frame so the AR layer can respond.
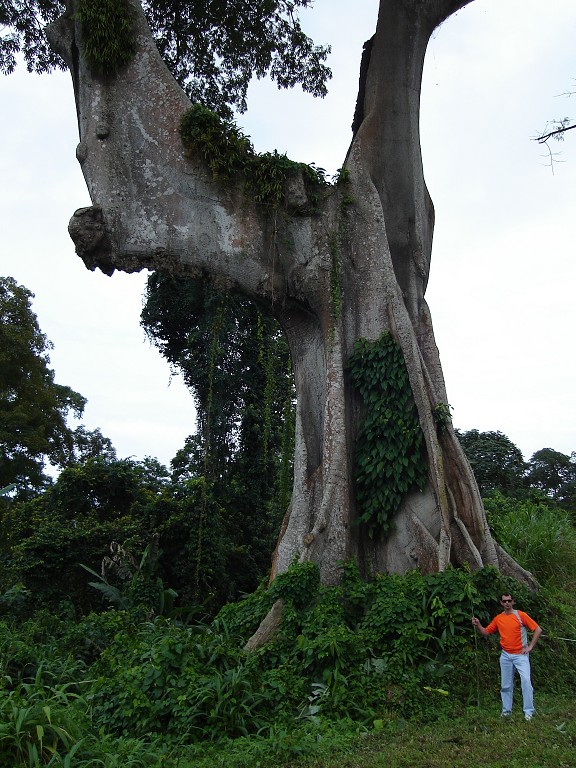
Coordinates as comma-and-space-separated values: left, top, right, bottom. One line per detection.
472, 593, 542, 720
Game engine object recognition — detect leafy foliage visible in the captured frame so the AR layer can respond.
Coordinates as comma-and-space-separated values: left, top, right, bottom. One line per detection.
141, 273, 295, 597
91, 619, 270, 740
76, 0, 137, 78
0, 457, 154, 612
180, 104, 329, 209
526, 447, 576, 510
0, 448, 287, 618
81, 536, 178, 616
141, 0, 331, 118
1, 1, 331, 118
0, 665, 86, 767
432, 402, 453, 432
457, 429, 527, 496
458, 429, 576, 511
7, 564, 473, 745
0, 654, 162, 766
348, 334, 428, 533
1, 554, 575, 765
0, 1, 64, 75
0, 277, 86, 497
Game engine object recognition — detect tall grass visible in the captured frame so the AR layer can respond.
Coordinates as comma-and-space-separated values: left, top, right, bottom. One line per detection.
484, 492, 576, 586
0, 657, 162, 767
0, 666, 85, 767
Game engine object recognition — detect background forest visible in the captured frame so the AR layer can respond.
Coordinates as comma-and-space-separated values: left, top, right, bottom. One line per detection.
1, 274, 575, 766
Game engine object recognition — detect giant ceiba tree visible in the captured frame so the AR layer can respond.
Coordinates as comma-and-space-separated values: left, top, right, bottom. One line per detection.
45, 0, 536, 589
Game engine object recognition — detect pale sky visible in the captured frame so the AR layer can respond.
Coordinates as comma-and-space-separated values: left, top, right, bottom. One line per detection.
1, 0, 574, 469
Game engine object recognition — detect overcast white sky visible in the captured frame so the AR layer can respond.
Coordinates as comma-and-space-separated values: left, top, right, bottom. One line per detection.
1, 0, 574, 469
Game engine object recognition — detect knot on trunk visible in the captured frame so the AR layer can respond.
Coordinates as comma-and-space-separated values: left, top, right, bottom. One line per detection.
68, 206, 115, 275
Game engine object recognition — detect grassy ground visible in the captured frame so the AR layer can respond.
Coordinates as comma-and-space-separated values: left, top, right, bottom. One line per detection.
178, 694, 575, 768
289, 694, 575, 768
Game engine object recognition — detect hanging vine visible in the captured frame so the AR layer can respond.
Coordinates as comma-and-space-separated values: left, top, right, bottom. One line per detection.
349, 333, 428, 536
278, 382, 296, 514
194, 296, 226, 596
258, 314, 276, 468
329, 231, 343, 323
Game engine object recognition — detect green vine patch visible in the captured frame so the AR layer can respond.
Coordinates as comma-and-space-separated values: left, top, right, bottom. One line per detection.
433, 402, 453, 432
180, 104, 329, 211
349, 334, 428, 535
329, 232, 342, 322
77, 0, 137, 78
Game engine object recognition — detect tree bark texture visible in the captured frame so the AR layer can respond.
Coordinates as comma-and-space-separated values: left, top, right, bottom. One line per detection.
47, 0, 537, 590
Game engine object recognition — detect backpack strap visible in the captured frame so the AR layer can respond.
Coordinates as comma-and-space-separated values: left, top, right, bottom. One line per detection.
513, 609, 528, 648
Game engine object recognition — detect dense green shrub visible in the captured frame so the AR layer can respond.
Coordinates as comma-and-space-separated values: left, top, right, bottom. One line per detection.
0, 669, 161, 767
89, 617, 276, 740
0, 457, 270, 619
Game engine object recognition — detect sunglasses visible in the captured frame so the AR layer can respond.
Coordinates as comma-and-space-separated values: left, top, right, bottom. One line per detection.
501, 599, 513, 603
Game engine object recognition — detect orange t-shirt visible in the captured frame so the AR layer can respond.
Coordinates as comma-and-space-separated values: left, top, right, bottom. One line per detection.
485, 610, 539, 654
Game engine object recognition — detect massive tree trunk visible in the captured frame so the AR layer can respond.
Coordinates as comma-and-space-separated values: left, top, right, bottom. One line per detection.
47, 0, 536, 589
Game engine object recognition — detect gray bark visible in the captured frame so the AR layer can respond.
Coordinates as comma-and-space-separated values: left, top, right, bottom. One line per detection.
47, 0, 537, 591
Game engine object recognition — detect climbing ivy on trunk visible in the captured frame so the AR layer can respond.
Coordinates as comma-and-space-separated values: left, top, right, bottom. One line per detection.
349, 334, 428, 535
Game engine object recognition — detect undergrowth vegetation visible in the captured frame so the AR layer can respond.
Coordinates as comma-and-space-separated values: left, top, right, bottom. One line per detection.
1, 558, 575, 766
1, 451, 575, 767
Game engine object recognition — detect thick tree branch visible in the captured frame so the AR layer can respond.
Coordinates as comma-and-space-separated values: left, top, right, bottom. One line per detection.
402, 0, 475, 32
46, 0, 315, 310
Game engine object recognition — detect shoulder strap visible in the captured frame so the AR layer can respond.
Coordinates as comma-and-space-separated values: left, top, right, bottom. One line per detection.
513, 610, 528, 648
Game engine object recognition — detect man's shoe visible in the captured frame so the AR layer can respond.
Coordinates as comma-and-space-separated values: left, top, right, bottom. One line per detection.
525, 714, 533, 721
501, 711, 511, 718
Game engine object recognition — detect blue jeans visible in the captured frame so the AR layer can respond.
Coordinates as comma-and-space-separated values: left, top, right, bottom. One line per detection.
499, 650, 534, 715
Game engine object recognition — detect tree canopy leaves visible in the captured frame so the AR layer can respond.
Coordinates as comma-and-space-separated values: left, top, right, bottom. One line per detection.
1, 0, 331, 117
0, 277, 86, 495
526, 447, 576, 509
0, 0, 63, 75
458, 429, 576, 511
144, 0, 331, 116
456, 429, 526, 496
